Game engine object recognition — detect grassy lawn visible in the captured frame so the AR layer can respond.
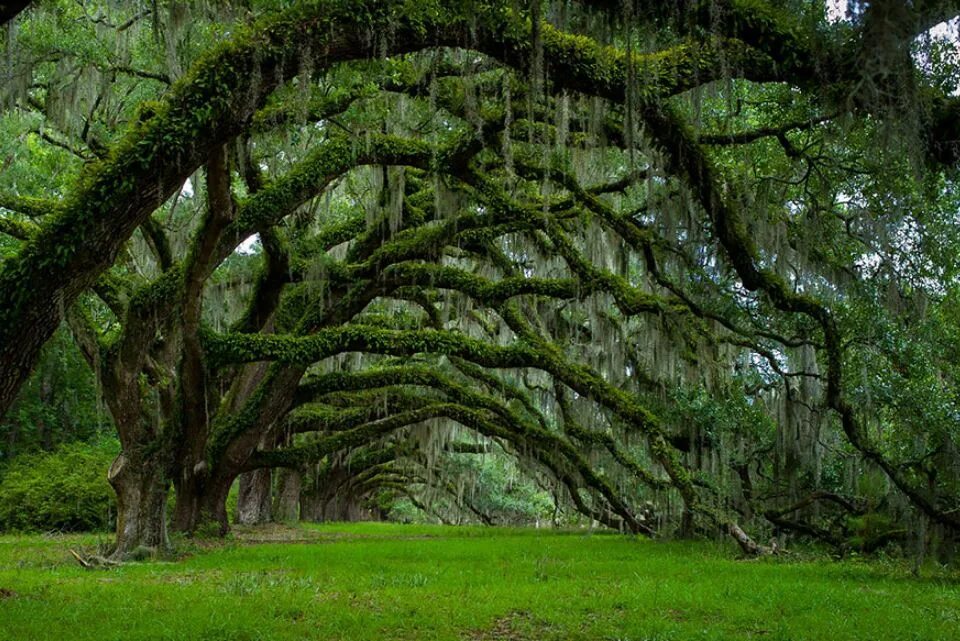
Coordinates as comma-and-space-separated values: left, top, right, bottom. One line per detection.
0, 523, 958, 640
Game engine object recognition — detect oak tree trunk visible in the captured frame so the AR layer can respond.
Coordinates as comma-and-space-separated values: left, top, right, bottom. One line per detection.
273, 468, 301, 522
236, 468, 272, 525
108, 452, 168, 558
171, 468, 235, 536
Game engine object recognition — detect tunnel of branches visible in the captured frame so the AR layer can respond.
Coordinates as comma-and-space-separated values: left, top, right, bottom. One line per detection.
1, 0, 960, 559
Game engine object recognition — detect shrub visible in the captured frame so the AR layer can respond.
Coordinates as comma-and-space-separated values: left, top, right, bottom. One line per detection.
0, 440, 119, 532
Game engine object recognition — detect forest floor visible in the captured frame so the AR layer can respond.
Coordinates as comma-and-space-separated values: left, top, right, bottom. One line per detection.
0, 522, 958, 640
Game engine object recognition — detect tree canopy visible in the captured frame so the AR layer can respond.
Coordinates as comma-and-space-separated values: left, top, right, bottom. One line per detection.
1, 0, 960, 558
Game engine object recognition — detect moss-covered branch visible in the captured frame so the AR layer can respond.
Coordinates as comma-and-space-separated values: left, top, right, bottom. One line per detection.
0, 0, 489, 415
202, 325, 539, 369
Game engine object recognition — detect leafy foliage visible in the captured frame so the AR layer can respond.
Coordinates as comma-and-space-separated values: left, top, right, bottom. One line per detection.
1, 0, 960, 560
0, 326, 109, 461
0, 439, 118, 532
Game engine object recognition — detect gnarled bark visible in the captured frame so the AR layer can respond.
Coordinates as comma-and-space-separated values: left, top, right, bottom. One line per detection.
171, 470, 234, 536
273, 468, 301, 522
108, 452, 168, 559
236, 469, 273, 525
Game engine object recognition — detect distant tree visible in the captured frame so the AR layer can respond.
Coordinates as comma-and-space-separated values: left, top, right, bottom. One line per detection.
0, 326, 107, 461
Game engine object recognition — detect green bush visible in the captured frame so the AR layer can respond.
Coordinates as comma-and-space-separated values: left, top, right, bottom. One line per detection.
0, 440, 119, 532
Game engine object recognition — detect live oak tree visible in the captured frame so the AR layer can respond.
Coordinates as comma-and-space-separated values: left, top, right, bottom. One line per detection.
1, 0, 960, 559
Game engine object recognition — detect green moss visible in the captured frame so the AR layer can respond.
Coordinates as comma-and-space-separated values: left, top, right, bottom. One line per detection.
254, 403, 464, 468
0, 194, 59, 219
126, 267, 185, 318
0, 217, 39, 241
477, 12, 773, 106
384, 263, 581, 305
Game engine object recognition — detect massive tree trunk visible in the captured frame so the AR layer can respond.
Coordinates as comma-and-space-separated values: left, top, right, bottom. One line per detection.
273, 468, 301, 522
299, 490, 324, 522
300, 482, 372, 523
171, 471, 235, 535
108, 453, 168, 558
97, 359, 174, 557
324, 495, 371, 522
236, 468, 273, 525
234, 429, 276, 525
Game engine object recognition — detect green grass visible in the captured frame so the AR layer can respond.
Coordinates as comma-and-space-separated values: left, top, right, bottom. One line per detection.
0, 523, 958, 640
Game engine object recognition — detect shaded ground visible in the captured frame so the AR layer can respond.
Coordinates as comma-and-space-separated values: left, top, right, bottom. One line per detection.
0, 523, 958, 640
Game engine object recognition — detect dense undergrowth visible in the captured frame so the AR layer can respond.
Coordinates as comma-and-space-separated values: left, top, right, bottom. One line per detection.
0, 440, 118, 532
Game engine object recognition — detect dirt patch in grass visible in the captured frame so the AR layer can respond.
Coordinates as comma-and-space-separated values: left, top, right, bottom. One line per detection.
231, 523, 329, 544
231, 523, 452, 546
464, 610, 556, 641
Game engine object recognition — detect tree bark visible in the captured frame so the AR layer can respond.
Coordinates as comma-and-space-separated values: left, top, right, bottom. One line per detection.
171, 469, 234, 535
299, 481, 370, 522
299, 490, 324, 522
236, 468, 272, 525
273, 468, 301, 522
108, 452, 168, 558
728, 522, 773, 557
